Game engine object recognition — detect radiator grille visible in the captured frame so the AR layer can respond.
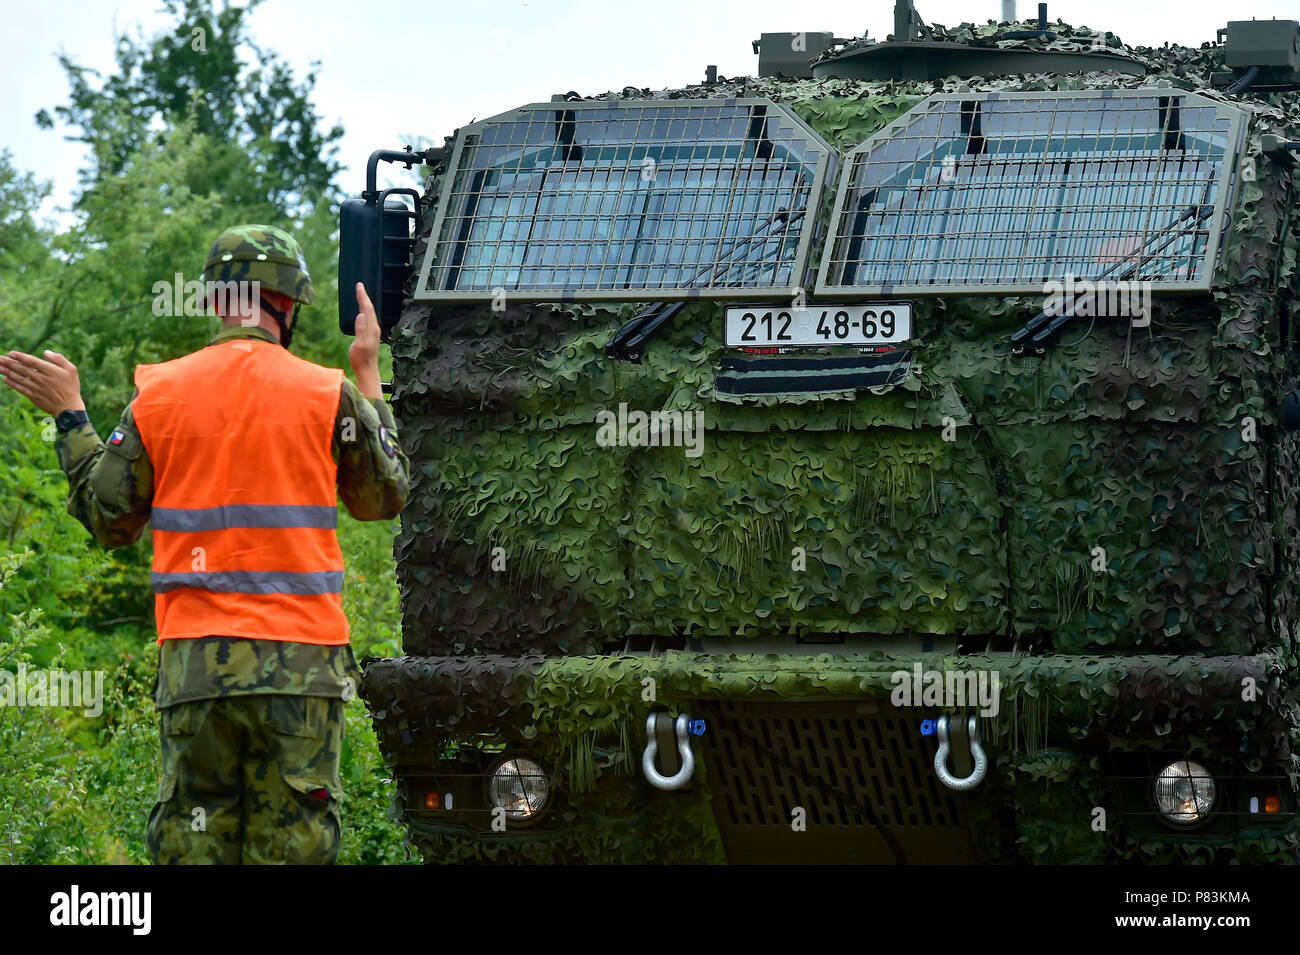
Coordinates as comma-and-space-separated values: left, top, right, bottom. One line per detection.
702, 700, 964, 828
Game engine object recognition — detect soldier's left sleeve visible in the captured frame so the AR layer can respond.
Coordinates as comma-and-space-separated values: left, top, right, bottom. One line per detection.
56, 396, 154, 549
334, 378, 410, 521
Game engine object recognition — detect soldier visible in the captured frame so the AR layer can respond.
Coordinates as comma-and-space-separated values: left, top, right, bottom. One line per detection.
0, 224, 410, 864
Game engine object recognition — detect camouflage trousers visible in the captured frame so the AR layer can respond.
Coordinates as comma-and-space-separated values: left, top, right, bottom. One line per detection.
146, 695, 345, 864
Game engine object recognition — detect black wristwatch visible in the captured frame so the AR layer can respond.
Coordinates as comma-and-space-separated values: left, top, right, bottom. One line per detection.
54, 409, 90, 435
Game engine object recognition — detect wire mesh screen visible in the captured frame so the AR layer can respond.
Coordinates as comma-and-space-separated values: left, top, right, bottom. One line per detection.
414, 99, 833, 302
815, 91, 1245, 295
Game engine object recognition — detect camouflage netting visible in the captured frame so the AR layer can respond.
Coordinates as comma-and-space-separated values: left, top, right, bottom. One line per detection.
810, 17, 1146, 73
362, 650, 1299, 863
365, 21, 1300, 862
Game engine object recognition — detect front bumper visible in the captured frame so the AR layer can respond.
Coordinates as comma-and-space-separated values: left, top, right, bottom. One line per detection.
361, 651, 1300, 863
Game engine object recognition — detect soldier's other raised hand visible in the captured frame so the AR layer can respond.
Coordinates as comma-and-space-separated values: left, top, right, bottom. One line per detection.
349, 283, 382, 399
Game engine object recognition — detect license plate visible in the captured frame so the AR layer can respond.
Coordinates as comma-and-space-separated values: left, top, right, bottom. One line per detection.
724, 303, 912, 348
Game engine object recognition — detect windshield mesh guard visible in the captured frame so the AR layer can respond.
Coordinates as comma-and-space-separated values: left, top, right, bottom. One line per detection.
814, 90, 1246, 296
414, 98, 834, 303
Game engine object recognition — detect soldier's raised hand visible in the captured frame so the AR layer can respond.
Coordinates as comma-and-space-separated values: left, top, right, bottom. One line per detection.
0, 350, 86, 415
350, 283, 383, 399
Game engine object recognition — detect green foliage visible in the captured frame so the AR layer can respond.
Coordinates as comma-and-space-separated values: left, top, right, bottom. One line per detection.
338, 514, 403, 660
0, 551, 90, 862
337, 698, 412, 864
36, 0, 342, 218
0, 151, 52, 278
84, 645, 162, 863
0, 397, 111, 636
6, 118, 224, 416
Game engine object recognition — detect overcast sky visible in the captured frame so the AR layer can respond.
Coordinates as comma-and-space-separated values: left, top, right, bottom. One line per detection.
4, 0, 1297, 222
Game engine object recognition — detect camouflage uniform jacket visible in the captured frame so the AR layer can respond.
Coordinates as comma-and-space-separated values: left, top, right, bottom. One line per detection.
55, 325, 410, 708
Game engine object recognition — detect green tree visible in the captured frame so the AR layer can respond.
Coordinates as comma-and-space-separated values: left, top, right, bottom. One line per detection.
9, 116, 227, 414
36, 0, 343, 219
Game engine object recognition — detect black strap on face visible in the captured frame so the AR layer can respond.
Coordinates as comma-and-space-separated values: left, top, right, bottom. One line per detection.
258, 293, 299, 350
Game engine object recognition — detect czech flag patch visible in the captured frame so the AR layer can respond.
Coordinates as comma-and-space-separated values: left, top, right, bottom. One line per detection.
108, 430, 125, 446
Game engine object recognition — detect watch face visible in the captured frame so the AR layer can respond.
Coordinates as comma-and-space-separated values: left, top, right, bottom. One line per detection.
56, 411, 87, 433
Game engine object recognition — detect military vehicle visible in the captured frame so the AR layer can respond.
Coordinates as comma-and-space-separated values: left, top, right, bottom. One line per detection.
340, 2, 1300, 862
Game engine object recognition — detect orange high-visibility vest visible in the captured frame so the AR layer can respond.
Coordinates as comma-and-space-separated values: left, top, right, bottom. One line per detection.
131, 337, 348, 645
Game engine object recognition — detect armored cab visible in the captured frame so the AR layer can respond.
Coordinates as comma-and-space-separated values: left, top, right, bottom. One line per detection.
347, 6, 1300, 863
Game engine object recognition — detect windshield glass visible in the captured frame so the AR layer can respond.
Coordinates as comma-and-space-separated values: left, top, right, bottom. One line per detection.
416, 99, 832, 301
818, 91, 1242, 294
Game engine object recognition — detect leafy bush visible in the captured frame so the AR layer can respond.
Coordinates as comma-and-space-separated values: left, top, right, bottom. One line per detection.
0, 551, 92, 862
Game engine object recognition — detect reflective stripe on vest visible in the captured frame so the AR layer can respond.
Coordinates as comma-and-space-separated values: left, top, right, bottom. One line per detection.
151, 504, 339, 532
132, 339, 348, 645
151, 570, 344, 595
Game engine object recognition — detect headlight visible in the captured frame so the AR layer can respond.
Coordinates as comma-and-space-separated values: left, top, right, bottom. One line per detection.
487, 756, 549, 820
1153, 760, 1217, 825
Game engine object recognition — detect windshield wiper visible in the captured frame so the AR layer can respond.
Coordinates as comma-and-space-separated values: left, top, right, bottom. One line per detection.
606, 208, 805, 361
1009, 197, 1215, 354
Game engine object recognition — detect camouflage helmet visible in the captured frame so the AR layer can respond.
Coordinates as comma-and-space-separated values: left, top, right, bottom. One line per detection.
202, 224, 314, 305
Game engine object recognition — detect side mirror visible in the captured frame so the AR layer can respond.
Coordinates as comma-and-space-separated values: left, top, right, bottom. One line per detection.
337, 192, 418, 335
